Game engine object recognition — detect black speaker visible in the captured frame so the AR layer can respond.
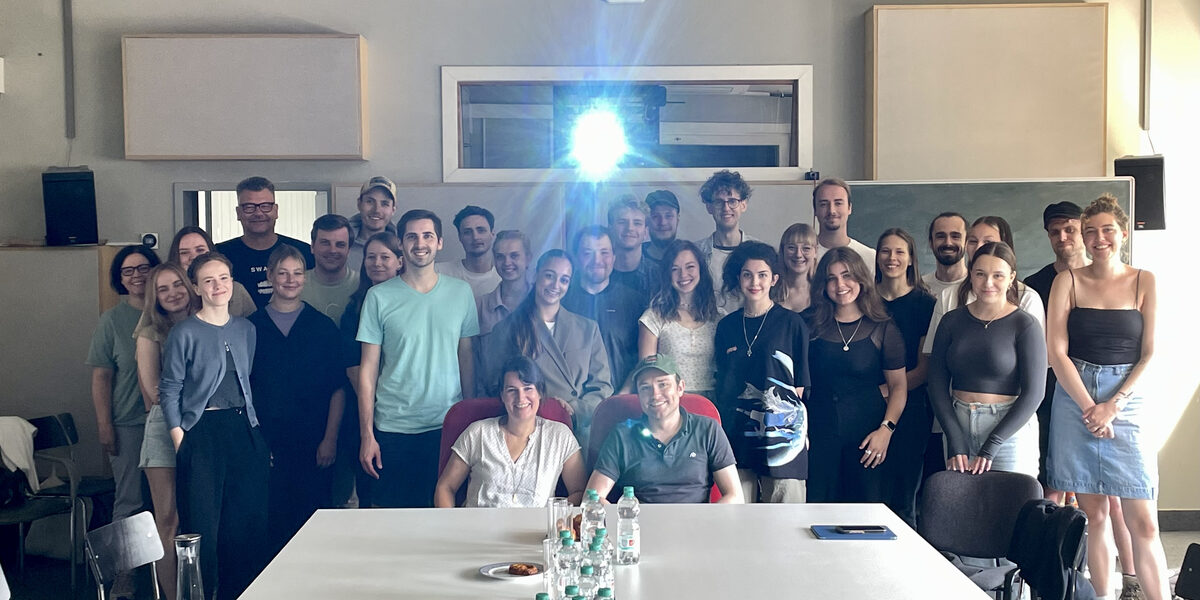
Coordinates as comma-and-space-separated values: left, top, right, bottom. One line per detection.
1114, 155, 1165, 231
42, 167, 98, 246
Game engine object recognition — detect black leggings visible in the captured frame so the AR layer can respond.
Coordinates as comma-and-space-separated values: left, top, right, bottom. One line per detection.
176, 409, 270, 600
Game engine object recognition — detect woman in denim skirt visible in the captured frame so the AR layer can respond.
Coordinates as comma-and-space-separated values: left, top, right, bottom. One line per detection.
1046, 195, 1168, 600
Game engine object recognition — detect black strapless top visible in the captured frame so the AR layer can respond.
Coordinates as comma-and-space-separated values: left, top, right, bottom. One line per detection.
1067, 308, 1143, 365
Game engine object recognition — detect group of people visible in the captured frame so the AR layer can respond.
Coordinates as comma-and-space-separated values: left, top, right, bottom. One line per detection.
86, 171, 1167, 600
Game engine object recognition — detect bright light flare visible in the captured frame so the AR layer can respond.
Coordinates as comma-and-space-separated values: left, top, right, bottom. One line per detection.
568, 106, 628, 181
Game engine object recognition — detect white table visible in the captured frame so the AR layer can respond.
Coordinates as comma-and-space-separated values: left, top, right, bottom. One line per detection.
241, 503, 990, 599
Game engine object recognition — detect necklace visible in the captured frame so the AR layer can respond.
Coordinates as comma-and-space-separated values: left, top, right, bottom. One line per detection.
742, 307, 770, 357
975, 305, 1007, 329
836, 318, 863, 351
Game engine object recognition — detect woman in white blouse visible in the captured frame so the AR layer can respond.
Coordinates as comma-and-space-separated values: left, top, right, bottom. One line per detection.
637, 240, 720, 400
434, 356, 587, 507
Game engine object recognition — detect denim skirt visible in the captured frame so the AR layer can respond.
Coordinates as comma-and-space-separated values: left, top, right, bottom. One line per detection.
950, 396, 1039, 477
1046, 358, 1156, 499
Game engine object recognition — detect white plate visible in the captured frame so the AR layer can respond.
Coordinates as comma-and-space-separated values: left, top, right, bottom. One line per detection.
479, 562, 544, 581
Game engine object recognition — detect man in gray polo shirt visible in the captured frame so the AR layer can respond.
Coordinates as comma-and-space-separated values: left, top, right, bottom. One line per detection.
587, 354, 743, 504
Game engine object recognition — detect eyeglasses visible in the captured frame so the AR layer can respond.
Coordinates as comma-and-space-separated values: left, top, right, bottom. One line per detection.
120, 264, 152, 277
706, 197, 744, 208
238, 202, 277, 215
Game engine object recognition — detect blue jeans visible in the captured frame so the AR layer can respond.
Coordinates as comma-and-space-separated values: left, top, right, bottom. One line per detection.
950, 397, 1039, 477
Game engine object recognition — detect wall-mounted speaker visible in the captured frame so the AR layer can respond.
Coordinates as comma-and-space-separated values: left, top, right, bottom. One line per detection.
1115, 155, 1165, 231
42, 167, 98, 246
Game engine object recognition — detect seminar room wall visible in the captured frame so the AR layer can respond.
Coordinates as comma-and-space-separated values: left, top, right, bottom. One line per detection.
2, 0, 1197, 514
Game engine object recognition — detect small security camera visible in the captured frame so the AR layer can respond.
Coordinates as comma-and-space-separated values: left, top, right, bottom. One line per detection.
141, 232, 159, 249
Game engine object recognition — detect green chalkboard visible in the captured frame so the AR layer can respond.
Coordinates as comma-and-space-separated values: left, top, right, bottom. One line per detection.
846, 178, 1134, 278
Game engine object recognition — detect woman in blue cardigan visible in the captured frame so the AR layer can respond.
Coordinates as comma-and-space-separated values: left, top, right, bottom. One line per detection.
160, 252, 268, 600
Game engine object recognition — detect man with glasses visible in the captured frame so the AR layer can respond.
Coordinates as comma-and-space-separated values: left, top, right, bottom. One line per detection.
695, 170, 757, 314
216, 176, 315, 309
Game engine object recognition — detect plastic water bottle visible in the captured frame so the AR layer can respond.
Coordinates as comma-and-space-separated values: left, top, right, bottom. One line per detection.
597, 588, 615, 599
580, 489, 606, 547
577, 565, 599, 598
586, 540, 613, 589
556, 538, 581, 590
535, 594, 551, 600
616, 486, 640, 565
593, 527, 614, 556
563, 584, 580, 599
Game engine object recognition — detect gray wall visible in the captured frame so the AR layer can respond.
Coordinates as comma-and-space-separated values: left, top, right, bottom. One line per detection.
0, 0, 1071, 479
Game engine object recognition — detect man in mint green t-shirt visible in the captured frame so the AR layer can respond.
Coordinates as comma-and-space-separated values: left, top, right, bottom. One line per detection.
356, 209, 479, 507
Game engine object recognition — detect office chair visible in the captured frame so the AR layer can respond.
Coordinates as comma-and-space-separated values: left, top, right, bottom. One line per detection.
919, 470, 1044, 600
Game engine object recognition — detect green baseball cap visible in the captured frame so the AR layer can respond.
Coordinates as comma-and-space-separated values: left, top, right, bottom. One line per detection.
630, 353, 680, 385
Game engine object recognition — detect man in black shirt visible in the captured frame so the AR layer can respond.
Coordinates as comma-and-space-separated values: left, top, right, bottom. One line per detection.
1023, 201, 1086, 503
562, 225, 647, 392
215, 176, 314, 309
608, 195, 658, 292
642, 189, 681, 268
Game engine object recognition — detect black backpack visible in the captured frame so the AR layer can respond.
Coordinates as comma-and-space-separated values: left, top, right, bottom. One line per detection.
1009, 499, 1096, 600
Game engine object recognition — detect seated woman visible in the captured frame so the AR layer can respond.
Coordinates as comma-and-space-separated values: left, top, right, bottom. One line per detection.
483, 250, 612, 445
637, 240, 719, 400
929, 242, 1046, 476
434, 356, 586, 507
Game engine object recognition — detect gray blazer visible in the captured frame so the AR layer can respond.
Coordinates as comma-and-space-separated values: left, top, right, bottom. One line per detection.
482, 308, 613, 439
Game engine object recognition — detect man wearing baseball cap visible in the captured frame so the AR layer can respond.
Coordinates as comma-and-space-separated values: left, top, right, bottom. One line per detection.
586, 354, 743, 504
1024, 200, 1089, 505
643, 189, 681, 268
348, 175, 399, 270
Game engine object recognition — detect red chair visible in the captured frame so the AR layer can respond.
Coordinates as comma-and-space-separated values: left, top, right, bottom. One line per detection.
586, 393, 724, 503
437, 397, 574, 476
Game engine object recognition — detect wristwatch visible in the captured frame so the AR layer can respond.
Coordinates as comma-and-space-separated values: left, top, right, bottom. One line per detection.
880, 420, 896, 432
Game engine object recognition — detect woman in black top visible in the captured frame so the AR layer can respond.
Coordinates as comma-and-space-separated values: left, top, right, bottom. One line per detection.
1046, 196, 1167, 600
249, 245, 346, 556
714, 242, 810, 503
805, 247, 907, 503
875, 228, 935, 526
337, 231, 403, 507
928, 242, 1045, 476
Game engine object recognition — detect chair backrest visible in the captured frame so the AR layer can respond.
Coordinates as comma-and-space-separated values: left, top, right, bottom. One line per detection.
918, 470, 1043, 559
437, 397, 574, 475
586, 393, 723, 503
28, 413, 78, 451
84, 511, 163, 586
